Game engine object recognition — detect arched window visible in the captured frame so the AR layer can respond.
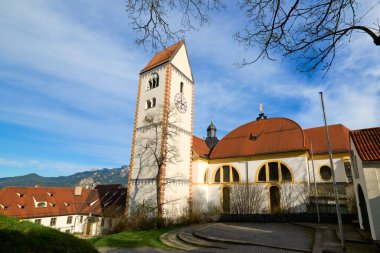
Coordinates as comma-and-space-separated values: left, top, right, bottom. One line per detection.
320, 166, 332, 181
147, 73, 159, 90
256, 161, 293, 182
213, 165, 240, 183
152, 97, 156, 107
258, 165, 266, 181
180, 82, 184, 94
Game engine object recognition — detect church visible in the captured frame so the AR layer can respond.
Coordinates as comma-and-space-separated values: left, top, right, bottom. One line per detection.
126, 41, 352, 217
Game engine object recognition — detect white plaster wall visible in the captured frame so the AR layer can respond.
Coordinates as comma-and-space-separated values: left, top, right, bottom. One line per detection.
192, 160, 209, 183
308, 157, 348, 183
350, 138, 380, 240
169, 66, 193, 132
27, 214, 104, 235
137, 66, 167, 127
171, 45, 193, 82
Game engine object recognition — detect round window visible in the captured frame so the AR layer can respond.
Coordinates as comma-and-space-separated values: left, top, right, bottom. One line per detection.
320, 166, 332, 181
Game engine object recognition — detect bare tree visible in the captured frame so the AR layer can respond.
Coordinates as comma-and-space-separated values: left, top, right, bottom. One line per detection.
134, 105, 181, 217
235, 0, 380, 72
280, 184, 309, 213
231, 185, 266, 214
125, 0, 380, 73
126, 0, 223, 50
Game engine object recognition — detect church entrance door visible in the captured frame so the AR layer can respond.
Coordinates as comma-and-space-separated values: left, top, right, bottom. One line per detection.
222, 187, 230, 213
357, 184, 370, 231
270, 186, 280, 214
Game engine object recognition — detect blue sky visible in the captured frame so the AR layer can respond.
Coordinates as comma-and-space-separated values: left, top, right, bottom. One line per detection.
0, 1, 379, 177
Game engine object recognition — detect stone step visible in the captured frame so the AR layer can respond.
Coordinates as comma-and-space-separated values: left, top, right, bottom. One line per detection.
177, 231, 227, 249
160, 227, 199, 251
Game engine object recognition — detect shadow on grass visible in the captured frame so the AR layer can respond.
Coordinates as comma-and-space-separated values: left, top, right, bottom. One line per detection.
0, 226, 98, 253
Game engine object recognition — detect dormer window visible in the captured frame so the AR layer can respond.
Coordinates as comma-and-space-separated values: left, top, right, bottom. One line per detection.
0, 204, 10, 210
147, 73, 159, 90
49, 203, 56, 207
17, 193, 25, 197
17, 204, 25, 209
180, 82, 184, 94
37, 202, 47, 208
47, 192, 54, 197
64, 202, 70, 207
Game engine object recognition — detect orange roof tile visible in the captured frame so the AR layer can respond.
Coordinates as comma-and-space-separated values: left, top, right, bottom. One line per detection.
192, 136, 210, 159
140, 40, 184, 73
0, 186, 126, 219
210, 118, 307, 159
350, 127, 380, 161
304, 124, 350, 155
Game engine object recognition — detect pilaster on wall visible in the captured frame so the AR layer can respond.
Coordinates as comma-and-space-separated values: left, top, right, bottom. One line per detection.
125, 76, 143, 217
189, 81, 194, 214
159, 63, 172, 214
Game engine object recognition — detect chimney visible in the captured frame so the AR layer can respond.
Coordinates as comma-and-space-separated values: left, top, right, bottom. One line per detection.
74, 186, 82, 196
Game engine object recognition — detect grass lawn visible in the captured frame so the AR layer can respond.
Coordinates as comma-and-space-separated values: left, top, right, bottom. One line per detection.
0, 214, 97, 253
88, 226, 180, 249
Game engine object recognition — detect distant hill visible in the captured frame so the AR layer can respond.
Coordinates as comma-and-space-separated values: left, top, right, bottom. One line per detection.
0, 166, 128, 188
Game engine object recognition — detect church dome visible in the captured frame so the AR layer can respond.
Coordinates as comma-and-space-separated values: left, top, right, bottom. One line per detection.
210, 117, 306, 159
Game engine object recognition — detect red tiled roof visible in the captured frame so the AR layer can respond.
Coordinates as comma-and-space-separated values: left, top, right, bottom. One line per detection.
140, 40, 184, 73
210, 118, 307, 159
192, 135, 210, 159
0, 186, 126, 219
350, 127, 380, 161
304, 124, 350, 155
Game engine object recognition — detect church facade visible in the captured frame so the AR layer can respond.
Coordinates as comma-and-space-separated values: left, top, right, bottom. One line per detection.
127, 41, 352, 217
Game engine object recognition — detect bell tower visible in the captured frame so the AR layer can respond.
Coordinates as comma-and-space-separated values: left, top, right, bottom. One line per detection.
126, 41, 194, 217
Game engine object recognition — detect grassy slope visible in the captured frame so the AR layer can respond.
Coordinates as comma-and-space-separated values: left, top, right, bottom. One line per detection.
88, 226, 178, 249
0, 214, 97, 253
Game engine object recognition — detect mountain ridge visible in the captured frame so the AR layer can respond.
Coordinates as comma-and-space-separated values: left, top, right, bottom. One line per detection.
0, 166, 128, 188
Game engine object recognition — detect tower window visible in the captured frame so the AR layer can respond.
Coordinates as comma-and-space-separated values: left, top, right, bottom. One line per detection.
147, 73, 159, 90
146, 98, 156, 109
180, 82, 184, 94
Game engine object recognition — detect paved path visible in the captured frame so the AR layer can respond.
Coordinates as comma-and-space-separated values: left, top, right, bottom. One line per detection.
99, 222, 380, 253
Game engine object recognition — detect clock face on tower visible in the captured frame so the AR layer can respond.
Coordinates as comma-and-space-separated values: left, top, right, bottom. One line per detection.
174, 93, 187, 113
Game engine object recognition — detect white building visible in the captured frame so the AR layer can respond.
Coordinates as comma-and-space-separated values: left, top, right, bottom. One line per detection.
350, 127, 380, 240
127, 40, 353, 217
0, 185, 126, 236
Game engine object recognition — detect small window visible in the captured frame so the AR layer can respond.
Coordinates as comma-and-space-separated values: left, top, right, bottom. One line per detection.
67, 216, 72, 224
50, 217, 56, 226
80, 216, 83, 223
109, 219, 113, 228
35, 219, 41, 224
320, 166, 332, 181
258, 165, 266, 181
269, 162, 279, 181
101, 218, 105, 227
146, 100, 151, 109
281, 164, 292, 181
65, 229, 70, 233
152, 97, 156, 107
180, 82, 184, 94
